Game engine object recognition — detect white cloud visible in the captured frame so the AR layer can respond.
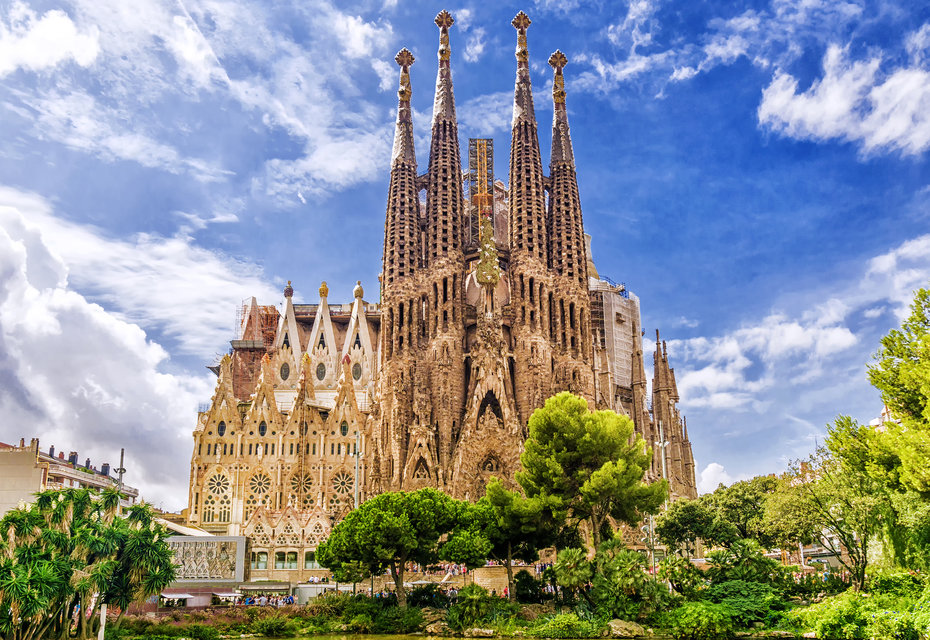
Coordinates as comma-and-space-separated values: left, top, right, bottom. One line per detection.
0, 2, 99, 77
464, 27, 487, 63
698, 462, 748, 494
458, 91, 514, 135
26, 90, 231, 182
758, 44, 930, 156
0, 187, 278, 356
0, 192, 214, 510
673, 233, 930, 412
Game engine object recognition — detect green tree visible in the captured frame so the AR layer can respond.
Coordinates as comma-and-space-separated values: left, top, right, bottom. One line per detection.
517, 392, 667, 554
868, 288, 930, 493
655, 498, 738, 553
461, 478, 554, 600
316, 488, 476, 607
704, 476, 778, 546
0, 487, 174, 640
553, 546, 592, 604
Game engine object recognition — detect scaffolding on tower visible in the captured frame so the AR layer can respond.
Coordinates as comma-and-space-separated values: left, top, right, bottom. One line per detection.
467, 138, 495, 247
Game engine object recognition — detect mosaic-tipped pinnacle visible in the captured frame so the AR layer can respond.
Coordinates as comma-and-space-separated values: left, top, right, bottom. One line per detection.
512, 11, 531, 31
395, 48, 415, 67
435, 10, 454, 29
549, 50, 567, 70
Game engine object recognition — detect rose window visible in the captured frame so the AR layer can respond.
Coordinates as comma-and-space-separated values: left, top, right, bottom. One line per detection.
249, 473, 272, 495
290, 474, 313, 494
332, 471, 353, 495
207, 475, 229, 495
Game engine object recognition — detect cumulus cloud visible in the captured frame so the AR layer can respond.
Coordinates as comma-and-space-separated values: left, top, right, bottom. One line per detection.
0, 2, 99, 77
758, 43, 930, 156
5, 0, 400, 201
673, 233, 930, 412
0, 192, 214, 510
698, 462, 748, 494
0, 187, 278, 357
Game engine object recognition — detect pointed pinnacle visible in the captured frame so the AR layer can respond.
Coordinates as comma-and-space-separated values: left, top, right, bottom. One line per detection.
395, 48, 415, 67
435, 10, 454, 29
512, 11, 531, 31
548, 50, 567, 70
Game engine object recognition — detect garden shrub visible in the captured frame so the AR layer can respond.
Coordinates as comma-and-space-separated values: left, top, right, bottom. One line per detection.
666, 601, 736, 640
252, 614, 294, 637
659, 555, 705, 599
372, 605, 424, 633
184, 623, 221, 640
867, 607, 918, 640
515, 569, 545, 603
870, 571, 926, 598
786, 591, 865, 639
706, 579, 779, 626
346, 612, 375, 633
408, 582, 450, 608
531, 613, 602, 638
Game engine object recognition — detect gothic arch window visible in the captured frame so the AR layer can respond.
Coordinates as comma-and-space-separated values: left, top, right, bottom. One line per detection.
481, 455, 501, 473
245, 472, 272, 520
258, 421, 267, 437
413, 458, 430, 480
283, 334, 290, 349
340, 421, 349, 437
217, 421, 226, 436
354, 332, 361, 349
307, 521, 327, 545
478, 390, 503, 422
203, 494, 217, 523
218, 494, 231, 523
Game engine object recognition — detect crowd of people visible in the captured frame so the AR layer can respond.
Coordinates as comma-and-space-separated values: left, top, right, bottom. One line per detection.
237, 594, 295, 606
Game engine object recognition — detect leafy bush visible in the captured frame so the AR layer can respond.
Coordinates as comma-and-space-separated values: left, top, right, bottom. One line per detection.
706, 539, 781, 585
408, 582, 450, 608
786, 591, 865, 639
870, 571, 926, 598
531, 613, 602, 638
515, 569, 545, 603
706, 579, 779, 626
346, 613, 375, 633
184, 623, 221, 640
666, 601, 736, 640
868, 607, 918, 640
659, 555, 705, 598
252, 614, 294, 637
372, 605, 424, 633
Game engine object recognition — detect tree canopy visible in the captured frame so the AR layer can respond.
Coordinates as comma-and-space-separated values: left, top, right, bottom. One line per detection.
0, 487, 175, 640
517, 392, 667, 550
316, 487, 484, 607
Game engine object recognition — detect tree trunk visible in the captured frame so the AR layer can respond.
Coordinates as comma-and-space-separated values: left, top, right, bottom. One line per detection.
114, 607, 128, 630
391, 561, 407, 608
505, 542, 515, 601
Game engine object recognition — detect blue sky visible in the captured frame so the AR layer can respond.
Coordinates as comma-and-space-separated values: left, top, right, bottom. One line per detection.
0, 0, 928, 509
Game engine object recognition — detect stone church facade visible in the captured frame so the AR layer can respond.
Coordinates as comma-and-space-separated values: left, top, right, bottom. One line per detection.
186, 11, 696, 582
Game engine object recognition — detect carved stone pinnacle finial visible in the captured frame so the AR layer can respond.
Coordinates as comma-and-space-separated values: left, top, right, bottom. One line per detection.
512, 11, 531, 31
319, 281, 329, 299
549, 50, 567, 70
395, 48, 415, 67
435, 10, 454, 30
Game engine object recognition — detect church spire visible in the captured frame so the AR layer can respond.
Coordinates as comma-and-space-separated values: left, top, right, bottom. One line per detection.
391, 48, 416, 167
549, 50, 574, 166
424, 9, 465, 264
547, 50, 586, 287
382, 48, 420, 286
508, 11, 547, 265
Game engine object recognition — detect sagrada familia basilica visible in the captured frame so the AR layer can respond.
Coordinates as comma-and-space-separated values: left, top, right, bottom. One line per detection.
186, 11, 697, 581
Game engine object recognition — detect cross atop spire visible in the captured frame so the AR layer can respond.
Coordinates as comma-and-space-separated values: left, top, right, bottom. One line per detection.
548, 49, 567, 71
395, 48, 414, 69
549, 49, 574, 165
512, 11, 531, 63
435, 9, 454, 30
